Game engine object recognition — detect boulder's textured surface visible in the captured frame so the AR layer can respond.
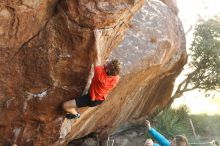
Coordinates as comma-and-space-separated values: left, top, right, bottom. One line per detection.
161, 0, 178, 14
0, 0, 186, 146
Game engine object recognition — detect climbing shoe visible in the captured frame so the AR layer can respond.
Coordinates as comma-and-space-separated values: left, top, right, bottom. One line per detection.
65, 113, 80, 120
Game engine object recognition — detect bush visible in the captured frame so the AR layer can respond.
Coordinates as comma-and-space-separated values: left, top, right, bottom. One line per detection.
190, 114, 220, 139
151, 106, 192, 140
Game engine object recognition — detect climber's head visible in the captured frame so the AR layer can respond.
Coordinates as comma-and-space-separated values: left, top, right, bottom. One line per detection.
104, 59, 121, 76
170, 135, 189, 146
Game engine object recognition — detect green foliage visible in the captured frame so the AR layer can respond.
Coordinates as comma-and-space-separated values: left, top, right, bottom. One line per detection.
148, 108, 220, 145
151, 106, 192, 140
189, 16, 220, 92
190, 114, 220, 138
172, 16, 220, 99
188, 115, 220, 146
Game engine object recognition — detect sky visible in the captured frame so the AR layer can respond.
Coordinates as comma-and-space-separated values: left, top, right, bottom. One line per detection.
171, 0, 220, 115
178, 0, 220, 48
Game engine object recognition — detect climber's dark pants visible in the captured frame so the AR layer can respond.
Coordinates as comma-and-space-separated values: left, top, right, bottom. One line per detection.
75, 94, 103, 107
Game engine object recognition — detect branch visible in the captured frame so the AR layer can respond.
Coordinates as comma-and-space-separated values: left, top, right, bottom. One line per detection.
171, 70, 198, 99
183, 86, 198, 92
185, 25, 193, 35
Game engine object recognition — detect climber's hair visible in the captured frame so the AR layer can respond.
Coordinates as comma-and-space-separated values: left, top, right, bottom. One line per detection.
174, 135, 189, 146
105, 59, 121, 76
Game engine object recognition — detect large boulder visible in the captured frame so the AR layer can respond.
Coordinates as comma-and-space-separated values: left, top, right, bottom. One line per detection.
66, 0, 186, 143
0, 0, 186, 145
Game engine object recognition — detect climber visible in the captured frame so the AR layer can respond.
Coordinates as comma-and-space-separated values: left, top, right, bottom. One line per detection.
62, 29, 121, 119
144, 120, 189, 146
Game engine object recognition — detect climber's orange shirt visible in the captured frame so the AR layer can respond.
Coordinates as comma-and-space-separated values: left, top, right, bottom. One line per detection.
89, 66, 119, 101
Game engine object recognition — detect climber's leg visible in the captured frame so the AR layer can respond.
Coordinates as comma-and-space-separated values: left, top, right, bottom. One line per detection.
62, 99, 78, 115
62, 100, 80, 119
62, 94, 91, 119
74, 93, 92, 107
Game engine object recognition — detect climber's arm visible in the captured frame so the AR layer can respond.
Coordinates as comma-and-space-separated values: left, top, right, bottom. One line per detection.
93, 29, 102, 67
82, 65, 94, 95
82, 29, 101, 95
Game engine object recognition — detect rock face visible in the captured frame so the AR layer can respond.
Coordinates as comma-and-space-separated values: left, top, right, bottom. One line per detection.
161, 0, 178, 14
0, 0, 186, 146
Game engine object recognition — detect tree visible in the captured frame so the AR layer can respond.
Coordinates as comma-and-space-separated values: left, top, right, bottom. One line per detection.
172, 16, 220, 99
